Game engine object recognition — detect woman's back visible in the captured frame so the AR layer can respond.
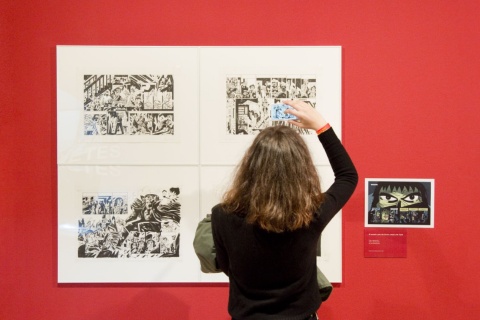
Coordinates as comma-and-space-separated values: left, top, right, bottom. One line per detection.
210, 100, 358, 319
212, 204, 322, 319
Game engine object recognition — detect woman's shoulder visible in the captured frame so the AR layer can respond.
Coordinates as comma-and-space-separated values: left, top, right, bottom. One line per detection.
211, 204, 245, 224
211, 204, 228, 222
211, 203, 225, 215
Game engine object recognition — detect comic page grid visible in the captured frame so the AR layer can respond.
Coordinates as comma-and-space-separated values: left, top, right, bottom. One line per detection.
201, 74, 341, 166
83, 74, 175, 137
199, 48, 342, 166
225, 75, 318, 135
57, 46, 199, 165
364, 178, 435, 228
57, 165, 202, 283
199, 165, 342, 283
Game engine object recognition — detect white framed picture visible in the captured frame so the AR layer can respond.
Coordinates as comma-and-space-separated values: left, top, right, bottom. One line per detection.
57, 46, 345, 283
57, 165, 201, 283
199, 46, 342, 165
365, 178, 435, 228
57, 46, 199, 165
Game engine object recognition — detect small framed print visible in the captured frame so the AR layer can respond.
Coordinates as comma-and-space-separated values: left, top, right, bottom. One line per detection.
58, 165, 201, 283
199, 46, 342, 166
365, 178, 435, 228
57, 46, 199, 166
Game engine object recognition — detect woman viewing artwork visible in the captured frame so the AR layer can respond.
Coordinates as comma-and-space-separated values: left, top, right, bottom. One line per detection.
210, 99, 358, 319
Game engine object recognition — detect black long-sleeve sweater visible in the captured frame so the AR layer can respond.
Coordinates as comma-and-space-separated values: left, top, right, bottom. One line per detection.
211, 128, 358, 320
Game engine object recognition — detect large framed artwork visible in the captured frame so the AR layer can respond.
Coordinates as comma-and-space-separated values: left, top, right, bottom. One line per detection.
57, 46, 343, 283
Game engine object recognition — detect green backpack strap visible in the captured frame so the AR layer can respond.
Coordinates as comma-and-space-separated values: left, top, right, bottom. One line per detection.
193, 214, 221, 273
316, 266, 333, 301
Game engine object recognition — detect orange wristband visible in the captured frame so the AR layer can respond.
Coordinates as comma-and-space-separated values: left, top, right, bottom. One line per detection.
315, 123, 331, 135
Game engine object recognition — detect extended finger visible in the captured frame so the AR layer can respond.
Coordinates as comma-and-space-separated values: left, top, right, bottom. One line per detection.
282, 99, 302, 109
287, 99, 310, 111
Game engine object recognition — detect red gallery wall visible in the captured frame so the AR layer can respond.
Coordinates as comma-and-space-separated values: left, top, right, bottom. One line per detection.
1, 1, 479, 319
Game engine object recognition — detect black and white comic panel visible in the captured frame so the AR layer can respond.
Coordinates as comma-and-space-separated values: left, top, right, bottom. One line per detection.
78, 189, 181, 258
226, 76, 317, 135
83, 75, 174, 135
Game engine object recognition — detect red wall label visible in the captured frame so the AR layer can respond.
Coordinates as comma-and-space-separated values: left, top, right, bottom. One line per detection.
364, 228, 407, 258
